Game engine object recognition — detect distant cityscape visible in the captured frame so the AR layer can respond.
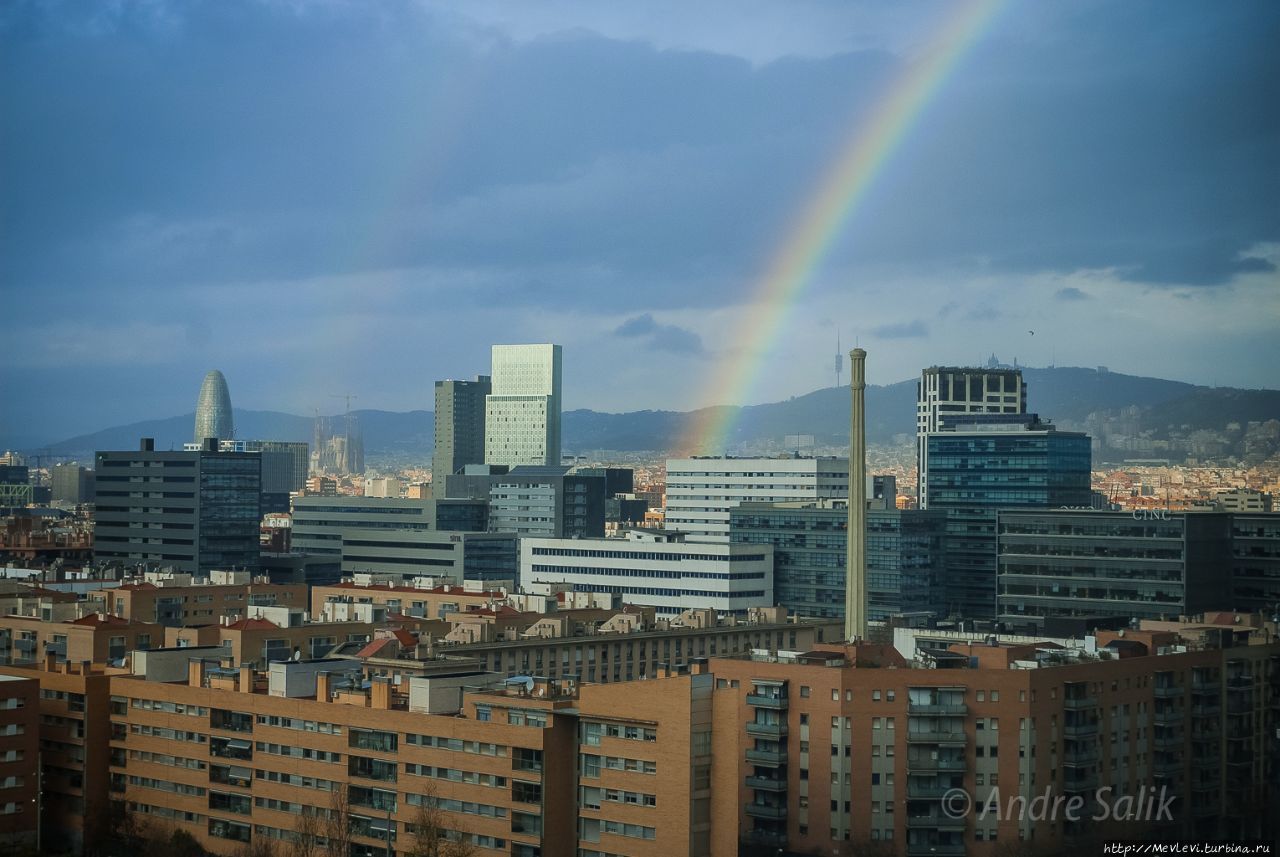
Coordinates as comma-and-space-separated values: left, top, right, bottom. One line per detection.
0, 343, 1276, 857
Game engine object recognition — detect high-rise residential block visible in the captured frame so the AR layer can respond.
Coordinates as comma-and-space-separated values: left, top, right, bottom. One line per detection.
194, 369, 235, 443
664, 456, 849, 543
94, 439, 261, 575
485, 344, 562, 467
433, 375, 492, 491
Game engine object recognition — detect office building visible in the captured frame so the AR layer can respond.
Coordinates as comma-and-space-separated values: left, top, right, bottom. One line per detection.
94, 439, 261, 575
923, 416, 1092, 621
996, 510, 1234, 631
485, 344, 563, 467
291, 496, 489, 557
665, 456, 849, 543
916, 366, 1026, 502
522, 530, 772, 616
730, 500, 947, 621
433, 376, 492, 491
51, 463, 95, 505
194, 369, 235, 442
576, 467, 634, 497
184, 439, 309, 514
488, 466, 605, 539
1230, 513, 1280, 612
1215, 489, 1274, 513
340, 530, 518, 585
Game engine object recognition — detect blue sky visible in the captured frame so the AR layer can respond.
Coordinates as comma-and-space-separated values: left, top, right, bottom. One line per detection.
2, 0, 1277, 446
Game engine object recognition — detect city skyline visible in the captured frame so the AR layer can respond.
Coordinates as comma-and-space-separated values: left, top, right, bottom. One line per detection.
2, 1, 1277, 445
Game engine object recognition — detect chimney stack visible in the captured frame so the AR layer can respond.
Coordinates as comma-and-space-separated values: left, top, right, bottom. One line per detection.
845, 348, 867, 641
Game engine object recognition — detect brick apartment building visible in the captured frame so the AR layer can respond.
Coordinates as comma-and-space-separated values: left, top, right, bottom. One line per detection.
87, 572, 308, 627
2, 620, 1278, 855
0, 674, 38, 850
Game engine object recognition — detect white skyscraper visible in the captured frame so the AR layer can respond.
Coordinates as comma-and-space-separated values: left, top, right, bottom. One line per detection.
484, 344, 563, 467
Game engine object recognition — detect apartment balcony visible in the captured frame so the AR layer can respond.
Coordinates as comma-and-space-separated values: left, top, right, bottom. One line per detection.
1063, 695, 1098, 711
907, 783, 956, 800
906, 813, 965, 831
746, 721, 788, 740
1192, 754, 1222, 769
1227, 698, 1254, 716
1192, 680, 1221, 696
1153, 708, 1184, 726
745, 775, 787, 792
1154, 684, 1182, 699
1063, 722, 1099, 739
1227, 675, 1255, 690
907, 843, 965, 857
1153, 757, 1183, 776
908, 703, 968, 716
1153, 732, 1183, 750
746, 693, 788, 710
907, 756, 967, 773
907, 730, 967, 745
746, 747, 788, 766
1226, 753, 1254, 768
746, 830, 788, 849
1063, 751, 1100, 767
1063, 771, 1100, 792
1191, 702, 1222, 718
745, 802, 787, 821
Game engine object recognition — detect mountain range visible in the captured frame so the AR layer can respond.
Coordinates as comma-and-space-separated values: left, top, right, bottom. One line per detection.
18, 366, 1280, 461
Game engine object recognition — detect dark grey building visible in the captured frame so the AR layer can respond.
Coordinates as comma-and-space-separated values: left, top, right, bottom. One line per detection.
1228, 513, 1280, 613
576, 467, 634, 497
435, 463, 510, 501
729, 500, 947, 621
51, 463, 95, 505
432, 375, 491, 494
923, 415, 1092, 621
94, 438, 261, 574
488, 465, 605, 538
996, 510, 1233, 631
291, 496, 489, 557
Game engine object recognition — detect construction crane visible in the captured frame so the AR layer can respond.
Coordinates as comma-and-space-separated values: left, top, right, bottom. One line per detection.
330, 393, 358, 415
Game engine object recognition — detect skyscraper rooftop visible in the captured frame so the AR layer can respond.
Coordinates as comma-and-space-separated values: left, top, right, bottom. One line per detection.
194, 369, 234, 442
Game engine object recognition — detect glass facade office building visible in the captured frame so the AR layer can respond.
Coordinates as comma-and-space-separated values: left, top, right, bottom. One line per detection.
996, 510, 1234, 631
923, 421, 1092, 621
95, 440, 261, 574
729, 501, 947, 621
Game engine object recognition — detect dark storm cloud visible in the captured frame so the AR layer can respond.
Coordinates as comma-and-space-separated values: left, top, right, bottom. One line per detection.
2, 0, 1277, 441
614, 314, 706, 355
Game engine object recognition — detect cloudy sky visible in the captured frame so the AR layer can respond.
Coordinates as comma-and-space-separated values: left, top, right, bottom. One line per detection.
2, 0, 1277, 446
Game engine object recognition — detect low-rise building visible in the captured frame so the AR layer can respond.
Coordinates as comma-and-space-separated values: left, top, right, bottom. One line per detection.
86, 569, 307, 627
522, 529, 773, 616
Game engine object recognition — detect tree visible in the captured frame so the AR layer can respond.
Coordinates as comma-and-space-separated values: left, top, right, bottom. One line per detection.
322, 786, 353, 857
404, 789, 477, 857
287, 810, 323, 857
232, 840, 278, 857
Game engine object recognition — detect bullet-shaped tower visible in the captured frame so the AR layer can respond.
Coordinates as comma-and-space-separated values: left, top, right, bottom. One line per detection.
845, 348, 867, 640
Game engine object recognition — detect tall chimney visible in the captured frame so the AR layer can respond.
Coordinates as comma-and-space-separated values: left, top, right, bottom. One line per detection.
845, 348, 867, 640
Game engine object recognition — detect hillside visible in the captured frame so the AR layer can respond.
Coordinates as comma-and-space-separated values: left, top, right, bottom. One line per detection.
24, 366, 1278, 461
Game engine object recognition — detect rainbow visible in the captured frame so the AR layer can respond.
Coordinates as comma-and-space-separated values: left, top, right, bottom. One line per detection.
677, 0, 1005, 455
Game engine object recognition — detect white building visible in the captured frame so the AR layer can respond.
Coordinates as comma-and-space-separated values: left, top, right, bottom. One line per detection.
916, 366, 1026, 500
521, 529, 773, 616
485, 343, 563, 467
664, 456, 849, 542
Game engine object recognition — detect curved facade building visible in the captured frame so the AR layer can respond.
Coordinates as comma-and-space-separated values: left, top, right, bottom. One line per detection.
194, 369, 234, 442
